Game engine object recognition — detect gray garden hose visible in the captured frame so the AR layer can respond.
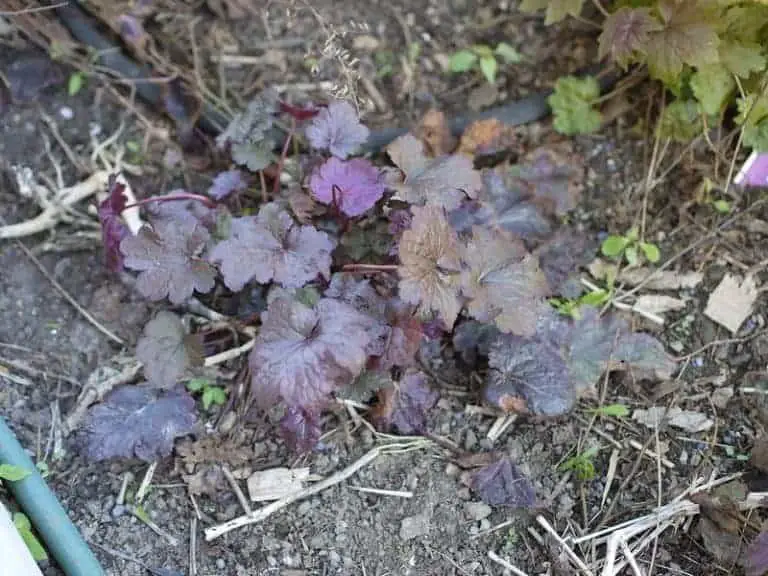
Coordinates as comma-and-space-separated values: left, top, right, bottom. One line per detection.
0, 416, 105, 576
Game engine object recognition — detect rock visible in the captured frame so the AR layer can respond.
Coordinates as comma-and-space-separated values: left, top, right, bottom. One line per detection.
464, 501, 492, 521
712, 386, 734, 409
464, 429, 478, 451
399, 514, 430, 540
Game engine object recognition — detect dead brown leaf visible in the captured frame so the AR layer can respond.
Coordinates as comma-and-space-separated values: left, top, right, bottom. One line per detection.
457, 119, 519, 159
177, 435, 252, 467
416, 109, 456, 157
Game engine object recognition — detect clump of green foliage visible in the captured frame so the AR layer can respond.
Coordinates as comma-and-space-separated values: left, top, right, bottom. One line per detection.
522, 0, 768, 151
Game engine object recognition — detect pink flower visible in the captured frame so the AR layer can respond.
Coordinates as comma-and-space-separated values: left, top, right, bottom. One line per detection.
309, 157, 385, 217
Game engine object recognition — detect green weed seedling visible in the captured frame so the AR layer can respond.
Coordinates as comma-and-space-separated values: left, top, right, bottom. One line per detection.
587, 403, 630, 418
550, 287, 611, 319
0, 466, 46, 561
559, 446, 599, 481
449, 42, 523, 84
601, 226, 660, 268
548, 75, 603, 135
186, 378, 228, 410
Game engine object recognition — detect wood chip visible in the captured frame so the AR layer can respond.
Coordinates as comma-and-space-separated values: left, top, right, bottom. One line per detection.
704, 274, 758, 334
247, 467, 310, 502
632, 406, 714, 433
633, 294, 686, 316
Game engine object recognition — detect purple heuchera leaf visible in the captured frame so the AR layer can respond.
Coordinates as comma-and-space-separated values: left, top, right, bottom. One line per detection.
120, 218, 217, 305
372, 370, 438, 435
148, 197, 215, 230
208, 202, 336, 292
98, 175, 129, 272
208, 169, 247, 200
535, 227, 599, 298
309, 157, 385, 217
248, 297, 375, 410
471, 457, 536, 508
80, 384, 197, 462
304, 100, 370, 159
746, 531, 768, 576
280, 406, 322, 452
135, 311, 204, 388
485, 306, 676, 416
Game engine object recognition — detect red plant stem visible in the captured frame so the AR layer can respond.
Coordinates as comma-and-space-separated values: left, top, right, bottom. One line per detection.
342, 263, 398, 272
273, 118, 295, 195
124, 192, 216, 211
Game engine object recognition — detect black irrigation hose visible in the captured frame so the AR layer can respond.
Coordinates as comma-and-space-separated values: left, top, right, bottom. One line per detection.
55, 1, 622, 154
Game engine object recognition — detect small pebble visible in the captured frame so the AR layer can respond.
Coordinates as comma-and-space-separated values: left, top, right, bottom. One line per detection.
399, 514, 430, 541
464, 501, 492, 521
216, 559, 226, 570
111, 504, 125, 518
59, 106, 74, 120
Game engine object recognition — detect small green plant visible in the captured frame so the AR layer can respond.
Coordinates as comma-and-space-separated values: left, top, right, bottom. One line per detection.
449, 42, 523, 84
68, 71, 86, 96
0, 464, 30, 483
548, 75, 603, 135
13, 513, 47, 562
601, 226, 660, 268
550, 287, 611, 319
186, 378, 228, 410
587, 403, 630, 418
374, 50, 396, 79
559, 446, 599, 481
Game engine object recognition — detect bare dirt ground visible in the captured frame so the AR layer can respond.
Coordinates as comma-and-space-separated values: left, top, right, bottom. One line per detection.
1, 2, 767, 576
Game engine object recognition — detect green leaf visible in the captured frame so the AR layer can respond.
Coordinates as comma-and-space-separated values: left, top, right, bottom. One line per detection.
719, 40, 766, 78
408, 42, 422, 62
13, 513, 47, 562
736, 95, 768, 128
518, 0, 548, 14
601, 235, 629, 258
690, 64, 735, 116
449, 50, 478, 73
68, 72, 84, 96
644, 0, 720, 85
580, 289, 610, 307
471, 44, 494, 59
548, 75, 602, 135
658, 99, 701, 142
186, 378, 208, 393
639, 242, 661, 263
590, 403, 630, 417
202, 386, 227, 410
712, 199, 731, 214
495, 42, 523, 63
479, 55, 498, 84
624, 245, 639, 267
0, 464, 30, 482
294, 286, 321, 308
545, 0, 586, 25
743, 120, 768, 153
231, 140, 276, 172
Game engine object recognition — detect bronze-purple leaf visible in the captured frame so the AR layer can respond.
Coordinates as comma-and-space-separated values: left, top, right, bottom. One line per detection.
471, 456, 536, 508
120, 219, 216, 305
371, 370, 438, 435
81, 384, 197, 462
97, 175, 129, 272
248, 297, 375, 410
208, 203, 336, 292
136, 311, 204, 388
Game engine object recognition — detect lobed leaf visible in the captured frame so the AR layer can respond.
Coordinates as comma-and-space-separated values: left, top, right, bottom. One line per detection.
371, 370, 439, 435
548, 76, 602, 136
471, 456, 537, 508
386, 134, 482, 211
535, 227, 598, 297
207, 169, 247, 200
644, 0, 720, 84
208, 203, 336, 292
136, 311, 204, 388
216, 89, 278, 148
598, 7, 661, 67
460, 226, 549, 336
81, 384, 197, 462
248, 297, 375, 410
691, 64, 735, 116
309, 156, 386, 217
511, 143, 585, 216
305, 100, 370, 159
398, 205, 463, 329
120, 218, 216, 305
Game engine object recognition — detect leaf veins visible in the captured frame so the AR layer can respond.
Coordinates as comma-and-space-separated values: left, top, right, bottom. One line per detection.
386, 133, 482, 211
135, 311, 204, 388
598, 7, 662, 66
208, 202, 336, 292
461, 226, 549, 337
644, 0, 720, 84
248, 297, 375, 410
120, 218, 216, 305
398, 205, 463, 330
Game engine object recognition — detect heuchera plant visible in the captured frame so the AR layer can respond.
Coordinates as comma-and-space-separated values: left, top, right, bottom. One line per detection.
89, 93, 677, 508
